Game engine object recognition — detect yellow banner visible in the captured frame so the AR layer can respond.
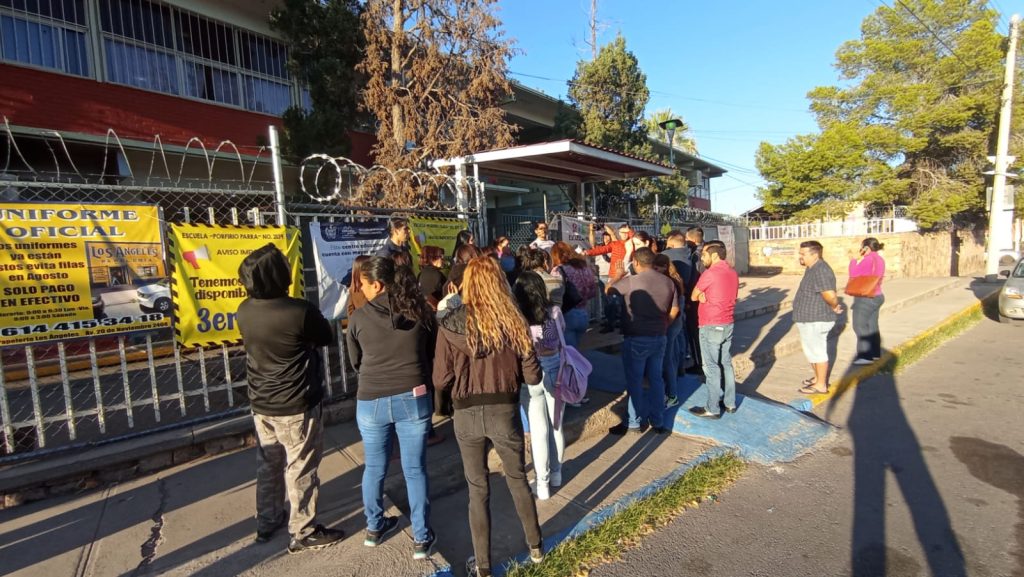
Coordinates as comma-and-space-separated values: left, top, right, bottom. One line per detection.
0, 203, 169, 347
170, 225, 302, 347
409, 217, 467, 274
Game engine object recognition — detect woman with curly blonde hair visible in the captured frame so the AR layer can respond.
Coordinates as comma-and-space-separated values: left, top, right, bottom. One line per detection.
433, 256, 544, 577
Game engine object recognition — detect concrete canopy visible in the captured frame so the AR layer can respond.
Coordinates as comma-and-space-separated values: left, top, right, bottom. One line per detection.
431, 139, 675, 184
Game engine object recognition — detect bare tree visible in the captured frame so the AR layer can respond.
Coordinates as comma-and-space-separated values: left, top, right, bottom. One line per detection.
357, 0, 516, 205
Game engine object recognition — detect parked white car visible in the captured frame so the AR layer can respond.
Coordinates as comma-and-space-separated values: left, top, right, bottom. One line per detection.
137, 279, 172, 315
999, 256, 1024, 323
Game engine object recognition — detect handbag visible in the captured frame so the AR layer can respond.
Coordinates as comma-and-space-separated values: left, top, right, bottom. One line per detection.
845, 275, 881, 297
551, 307, 592, 430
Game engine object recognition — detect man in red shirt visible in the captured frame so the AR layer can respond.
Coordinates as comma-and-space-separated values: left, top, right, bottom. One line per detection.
586, 222, 634, 281
688, 241, 739, 418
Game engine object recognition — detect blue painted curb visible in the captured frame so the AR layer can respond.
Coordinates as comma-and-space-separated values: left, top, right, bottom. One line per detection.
425, 565, 454, 577
494, 446, 734, 577
668, 374, 834, 464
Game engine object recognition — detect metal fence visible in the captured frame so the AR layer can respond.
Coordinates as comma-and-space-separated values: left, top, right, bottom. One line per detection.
748, 217, 919, 241
0, 121, 484, 460
0, 118, 745, 459
0, 120, 288, 459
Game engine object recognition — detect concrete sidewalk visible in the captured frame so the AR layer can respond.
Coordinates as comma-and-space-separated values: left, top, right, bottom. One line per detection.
0, 273, 997, 577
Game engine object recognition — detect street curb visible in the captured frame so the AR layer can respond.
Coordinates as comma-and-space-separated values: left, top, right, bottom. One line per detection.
802, 288, 1000, 408
732, 276, 967, 378
495, 446, 735, 577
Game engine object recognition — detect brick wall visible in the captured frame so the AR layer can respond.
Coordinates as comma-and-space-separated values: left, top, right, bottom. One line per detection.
1, 64, 279, 147
0, 63, 377, 164
749, 230, 986, 278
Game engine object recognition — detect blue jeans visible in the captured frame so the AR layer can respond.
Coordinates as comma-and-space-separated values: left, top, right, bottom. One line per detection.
357, 391, 432, 542
563, 307, 590, 348
663, 313, 684, 399
622, 335, 667, 429
698, 324, 736, 412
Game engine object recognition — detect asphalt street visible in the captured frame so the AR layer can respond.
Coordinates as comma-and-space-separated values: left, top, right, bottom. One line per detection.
591, 317, 1024, 577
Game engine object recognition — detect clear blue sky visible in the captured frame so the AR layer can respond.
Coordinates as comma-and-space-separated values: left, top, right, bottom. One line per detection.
499, 0, 1024, 216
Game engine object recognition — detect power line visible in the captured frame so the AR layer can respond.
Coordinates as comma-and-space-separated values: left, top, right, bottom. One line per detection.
722, 173, 765, 189
508, 71, 809, 114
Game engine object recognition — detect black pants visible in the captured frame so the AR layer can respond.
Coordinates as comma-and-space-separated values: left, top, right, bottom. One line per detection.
453, 403, 542, 572
685, 301, 702, 371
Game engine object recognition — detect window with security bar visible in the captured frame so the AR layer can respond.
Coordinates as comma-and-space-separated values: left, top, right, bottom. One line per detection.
0, 0, 90, 77
97, 0, 295, 115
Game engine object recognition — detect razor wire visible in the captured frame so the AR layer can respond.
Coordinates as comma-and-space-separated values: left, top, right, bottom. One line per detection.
0, 120, 305, 460
297, 153, 469, 211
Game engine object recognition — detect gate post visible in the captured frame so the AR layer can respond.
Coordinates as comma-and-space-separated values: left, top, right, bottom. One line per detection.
269, 125, 288, 226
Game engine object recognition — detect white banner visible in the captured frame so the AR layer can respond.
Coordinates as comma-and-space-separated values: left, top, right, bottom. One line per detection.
309, 221, 389, 320
553, 217, 627, 250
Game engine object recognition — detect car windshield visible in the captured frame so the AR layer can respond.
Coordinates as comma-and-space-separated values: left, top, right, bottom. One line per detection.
1014, 260, 1024, 278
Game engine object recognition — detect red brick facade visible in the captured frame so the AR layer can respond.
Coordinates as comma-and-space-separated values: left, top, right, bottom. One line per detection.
0, 63, 280, 148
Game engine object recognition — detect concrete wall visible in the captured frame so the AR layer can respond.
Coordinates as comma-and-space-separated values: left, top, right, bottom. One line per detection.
749, 230, 986, 278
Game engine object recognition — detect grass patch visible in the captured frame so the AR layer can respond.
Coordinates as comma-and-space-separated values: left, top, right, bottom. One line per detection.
880, 296, 995, 375
505, 454, 745, 577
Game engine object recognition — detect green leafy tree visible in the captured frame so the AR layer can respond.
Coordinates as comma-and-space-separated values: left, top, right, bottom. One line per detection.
270, 0, 364, 161
756, 0, 1021, 227
568, 34, 650, 155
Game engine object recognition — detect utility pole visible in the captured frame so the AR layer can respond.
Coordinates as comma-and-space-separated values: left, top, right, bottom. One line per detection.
987, 14, 1020, 281
589, 0, 598, 59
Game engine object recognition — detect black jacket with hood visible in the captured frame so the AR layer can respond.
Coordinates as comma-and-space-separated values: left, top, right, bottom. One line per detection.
346, 292, 431, 401
433, 305, 542, 409
236, 244, 333, 416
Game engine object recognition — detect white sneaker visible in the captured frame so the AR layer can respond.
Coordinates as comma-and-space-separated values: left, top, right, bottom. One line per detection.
534, 481, 550, 500
852, 358, 873, 366
550, 471, 562, 487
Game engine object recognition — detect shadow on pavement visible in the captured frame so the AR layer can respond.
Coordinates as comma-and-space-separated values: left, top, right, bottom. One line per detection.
0, 442, 364, 577
966, 277, 1003, 322
825, 350, 967, 577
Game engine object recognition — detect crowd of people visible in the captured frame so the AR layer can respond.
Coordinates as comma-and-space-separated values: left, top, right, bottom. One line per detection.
233, 215, 886, 577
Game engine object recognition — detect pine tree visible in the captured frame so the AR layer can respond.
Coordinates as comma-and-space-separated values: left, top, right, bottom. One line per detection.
270, 0, 364, 161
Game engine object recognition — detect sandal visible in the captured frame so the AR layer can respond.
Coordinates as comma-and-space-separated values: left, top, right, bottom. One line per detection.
798, 384, 828, 395
801, 377, 817, 387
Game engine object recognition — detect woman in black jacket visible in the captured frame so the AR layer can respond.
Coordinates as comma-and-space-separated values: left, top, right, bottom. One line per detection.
417, 245, 447, 309
433, 256, 544, 577
347, 257, 436, 559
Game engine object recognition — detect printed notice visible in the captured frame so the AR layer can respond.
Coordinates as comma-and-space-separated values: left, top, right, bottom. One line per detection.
0, 203, 170, 347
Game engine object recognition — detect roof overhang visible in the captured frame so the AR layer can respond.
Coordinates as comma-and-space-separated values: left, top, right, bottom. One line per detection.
432, 140, 674, 184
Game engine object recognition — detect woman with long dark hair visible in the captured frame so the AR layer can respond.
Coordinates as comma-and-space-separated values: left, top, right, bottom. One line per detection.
447, 244, 483, 293
453, 229, 475, 259
346, 255, 372, 319
347, 257, 436, 559
849, 237, 886, 364
434, 257, 544, 577
551, 241, 597, 348
417, 245, 447, 308
513, 271, 565, 501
